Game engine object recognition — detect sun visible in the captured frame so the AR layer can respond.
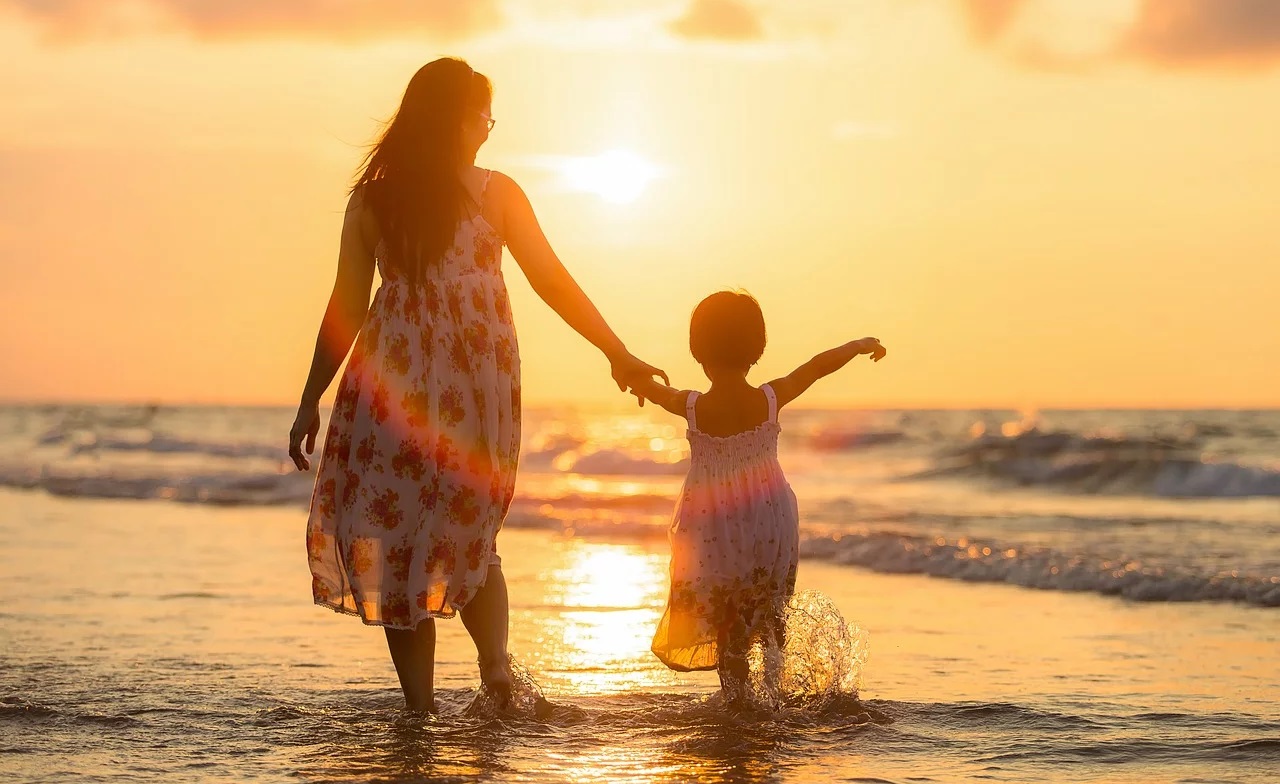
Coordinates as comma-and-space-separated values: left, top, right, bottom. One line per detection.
560, 149, 660, 204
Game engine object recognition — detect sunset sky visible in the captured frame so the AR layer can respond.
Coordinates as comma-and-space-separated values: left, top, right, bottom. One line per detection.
1, 0, 1277, 408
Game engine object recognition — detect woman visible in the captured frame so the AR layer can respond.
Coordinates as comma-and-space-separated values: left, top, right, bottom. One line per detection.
287, 57, 664, 712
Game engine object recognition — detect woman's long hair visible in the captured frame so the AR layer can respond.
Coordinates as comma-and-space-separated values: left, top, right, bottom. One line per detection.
353, 58, 492, 281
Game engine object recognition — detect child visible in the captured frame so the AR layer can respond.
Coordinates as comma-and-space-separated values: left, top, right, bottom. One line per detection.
631, 290, 886, 703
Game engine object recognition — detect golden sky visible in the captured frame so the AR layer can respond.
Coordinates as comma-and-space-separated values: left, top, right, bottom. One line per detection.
1, 0, 1278, 408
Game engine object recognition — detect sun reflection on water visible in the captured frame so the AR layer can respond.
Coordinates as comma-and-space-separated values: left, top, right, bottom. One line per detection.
534, 541, 673, 694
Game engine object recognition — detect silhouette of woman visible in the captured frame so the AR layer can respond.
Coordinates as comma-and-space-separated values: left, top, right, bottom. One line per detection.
287, 57, 664, 711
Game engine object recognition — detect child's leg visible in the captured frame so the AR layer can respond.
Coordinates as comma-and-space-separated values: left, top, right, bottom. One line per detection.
716, 606, 751, 700
717, 645, 749, 697
763, 603, 787, 699
384, 619, 436, 712
718, 643, 749, 684
771, 601, 787, 653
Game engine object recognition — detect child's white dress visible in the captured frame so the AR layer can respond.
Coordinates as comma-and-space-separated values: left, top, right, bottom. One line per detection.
651, 384, 800, 671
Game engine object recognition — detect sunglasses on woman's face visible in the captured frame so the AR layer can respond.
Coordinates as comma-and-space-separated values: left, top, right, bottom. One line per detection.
478, 112, 495, 131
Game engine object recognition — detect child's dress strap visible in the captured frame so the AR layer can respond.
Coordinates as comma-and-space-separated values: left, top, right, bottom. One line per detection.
685, 391, 699, 431
762, 384, 778, 424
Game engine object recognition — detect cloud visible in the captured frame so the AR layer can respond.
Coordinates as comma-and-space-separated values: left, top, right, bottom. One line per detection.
1122, 0, 1280, 66
956, 0, 1023, 44
955, 0, 1280, 69
667, 0, 763, 42
1, 0, 503, 42
3, 0, 825, 53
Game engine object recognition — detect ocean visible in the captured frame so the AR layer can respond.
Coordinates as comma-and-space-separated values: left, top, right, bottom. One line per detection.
1, 404, 1277, 782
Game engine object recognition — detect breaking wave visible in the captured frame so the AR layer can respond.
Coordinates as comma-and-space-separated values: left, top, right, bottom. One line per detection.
912, 429, 1280, 498
801, 531, 1280, 607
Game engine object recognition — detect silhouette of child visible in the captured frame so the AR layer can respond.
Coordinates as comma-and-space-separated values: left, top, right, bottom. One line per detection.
631, 290, 886, 703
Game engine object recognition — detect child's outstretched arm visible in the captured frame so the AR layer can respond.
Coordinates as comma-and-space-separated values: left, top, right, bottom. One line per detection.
769, 338, 886, 408
629, 376, 691, 418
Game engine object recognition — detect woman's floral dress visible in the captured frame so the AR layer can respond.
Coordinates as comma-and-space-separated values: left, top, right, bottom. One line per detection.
651, 384, 800, 671
306, 171, 520, 629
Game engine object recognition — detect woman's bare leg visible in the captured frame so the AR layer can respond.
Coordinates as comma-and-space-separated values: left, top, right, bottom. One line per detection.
384, 619, 436, 712
460, 563, 513, 706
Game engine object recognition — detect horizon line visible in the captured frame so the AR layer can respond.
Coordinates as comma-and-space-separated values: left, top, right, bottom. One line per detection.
1, 397, 1277, 413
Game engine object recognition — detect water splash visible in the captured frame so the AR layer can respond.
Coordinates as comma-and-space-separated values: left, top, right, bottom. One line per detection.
464, 656, 556, 720
741, 590, 870, 711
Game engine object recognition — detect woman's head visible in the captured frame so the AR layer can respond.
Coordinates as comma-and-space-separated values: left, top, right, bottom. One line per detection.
392, 57, 492, 159
354, 58, 493, 280
689, 290, 767, 372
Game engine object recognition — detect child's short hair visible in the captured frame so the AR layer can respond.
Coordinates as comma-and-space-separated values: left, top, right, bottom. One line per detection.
689, 290, 767, 369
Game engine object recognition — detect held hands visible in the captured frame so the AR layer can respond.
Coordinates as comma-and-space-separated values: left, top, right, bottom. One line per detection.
610, 352, 669, 407
288, 401, 321, 471
853, 337, 887, 362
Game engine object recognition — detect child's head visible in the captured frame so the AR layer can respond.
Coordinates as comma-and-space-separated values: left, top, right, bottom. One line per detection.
689, 290, 767, 373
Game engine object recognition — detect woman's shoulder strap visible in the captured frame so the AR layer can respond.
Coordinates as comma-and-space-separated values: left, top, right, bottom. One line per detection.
685, 391, 699, 430
478, 168, 493, 208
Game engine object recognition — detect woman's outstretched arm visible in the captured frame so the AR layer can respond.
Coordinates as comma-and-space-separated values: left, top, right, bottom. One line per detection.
288, 190, 378, 470
768, 338, 886, 410
494, 172, 667, 394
